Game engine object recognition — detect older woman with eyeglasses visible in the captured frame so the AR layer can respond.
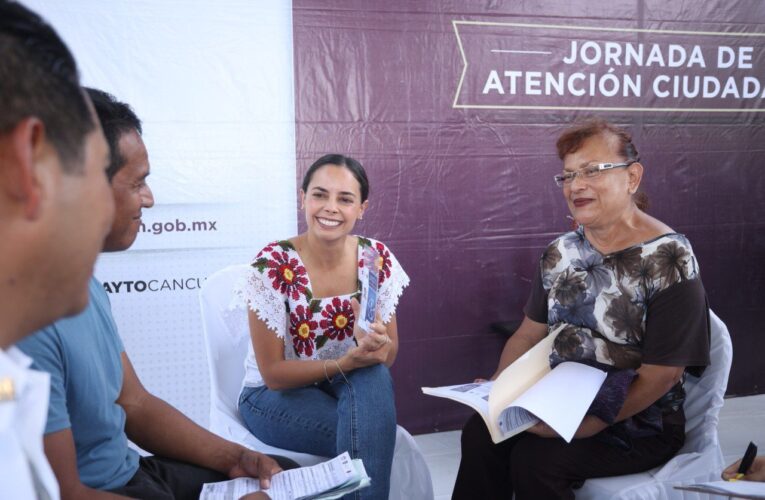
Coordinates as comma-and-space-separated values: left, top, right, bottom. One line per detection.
452, 119, 711, 500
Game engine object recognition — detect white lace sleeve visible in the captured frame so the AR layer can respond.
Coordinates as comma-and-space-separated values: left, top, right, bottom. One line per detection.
377, 244, 410, 324
231, 265, 287, 339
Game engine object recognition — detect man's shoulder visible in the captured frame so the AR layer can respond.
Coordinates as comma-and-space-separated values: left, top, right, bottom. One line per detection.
15, 318, 63, 354
88, 276, 112, 305
18, 278, 118, 355
57, 280, 112, 334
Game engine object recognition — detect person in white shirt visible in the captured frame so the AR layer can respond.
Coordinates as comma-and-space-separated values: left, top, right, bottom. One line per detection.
0, 1, 115, 498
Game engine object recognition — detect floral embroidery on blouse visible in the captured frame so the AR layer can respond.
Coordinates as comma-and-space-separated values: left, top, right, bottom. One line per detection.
289, 304, 318, 356
238, 237, 409, 361
320, 297, 355, 342
252, 243, 309, 301
357, 238, 393, 285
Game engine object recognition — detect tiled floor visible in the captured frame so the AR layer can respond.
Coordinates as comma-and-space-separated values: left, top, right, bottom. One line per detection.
413, 394, 765, 500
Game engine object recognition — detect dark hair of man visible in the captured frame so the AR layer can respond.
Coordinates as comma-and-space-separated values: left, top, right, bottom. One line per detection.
0, 0, 94, 171
556, 118, 648, 211
85, 87, 142, 180
302, 154, 370, 203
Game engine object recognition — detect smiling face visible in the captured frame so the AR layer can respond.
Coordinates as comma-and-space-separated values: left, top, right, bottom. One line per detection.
300, 164, 367, 242
562, 133, 642, 229
102, 129, 154, 252
49, 119, 115, 315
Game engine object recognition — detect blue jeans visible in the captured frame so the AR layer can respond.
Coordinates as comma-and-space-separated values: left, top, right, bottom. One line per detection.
238, 364, 396, 500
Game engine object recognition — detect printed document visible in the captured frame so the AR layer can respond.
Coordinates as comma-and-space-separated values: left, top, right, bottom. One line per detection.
200, 452, 370, 500
422, 324, 606, 443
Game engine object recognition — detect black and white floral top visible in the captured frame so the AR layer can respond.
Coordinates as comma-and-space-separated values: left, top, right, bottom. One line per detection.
234, 236, 409, 388
525, 227, 710, 441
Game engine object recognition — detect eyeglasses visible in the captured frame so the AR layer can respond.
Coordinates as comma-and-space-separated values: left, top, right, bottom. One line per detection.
553, 161, 636, 188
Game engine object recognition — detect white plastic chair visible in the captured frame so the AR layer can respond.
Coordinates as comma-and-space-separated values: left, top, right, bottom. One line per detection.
200, 264, 434, 500
574, 310, 733, 500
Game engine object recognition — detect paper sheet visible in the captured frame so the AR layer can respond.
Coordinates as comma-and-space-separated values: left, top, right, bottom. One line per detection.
675, 480, 765, 499
421, 381, 492, 416
498, 361, 606, 442
200, 452, 360, 500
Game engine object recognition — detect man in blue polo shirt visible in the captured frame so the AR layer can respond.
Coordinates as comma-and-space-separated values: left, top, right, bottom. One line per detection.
18, 89, 283, 500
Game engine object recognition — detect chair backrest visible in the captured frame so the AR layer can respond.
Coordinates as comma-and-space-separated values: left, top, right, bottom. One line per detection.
199, 264, 252, 427
678, 309, 733, 454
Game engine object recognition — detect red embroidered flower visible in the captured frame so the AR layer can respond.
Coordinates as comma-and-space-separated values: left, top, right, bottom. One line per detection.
374, 242, 392, 285
266, 250, 308, 300
358, 242, 393, 285
319, 297, 354, 341
289, 305, 317, 356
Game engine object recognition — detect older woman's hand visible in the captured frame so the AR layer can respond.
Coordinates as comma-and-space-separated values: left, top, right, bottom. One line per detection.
526, 421, 559, 438
573, 415, 608, 438
526, 416, 607, 439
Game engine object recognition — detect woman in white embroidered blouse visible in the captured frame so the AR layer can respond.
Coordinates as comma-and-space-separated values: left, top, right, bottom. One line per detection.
235, 154, 409, 500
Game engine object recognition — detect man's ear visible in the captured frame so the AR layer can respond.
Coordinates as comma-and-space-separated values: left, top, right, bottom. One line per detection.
0, 117, 47, 220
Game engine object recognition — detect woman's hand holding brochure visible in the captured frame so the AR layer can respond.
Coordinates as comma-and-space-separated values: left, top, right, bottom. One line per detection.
340, 299, 390, 369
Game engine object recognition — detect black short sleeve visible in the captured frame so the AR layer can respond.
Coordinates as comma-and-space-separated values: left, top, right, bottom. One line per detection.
523, 262, 548, 324
642, 277, 710, 375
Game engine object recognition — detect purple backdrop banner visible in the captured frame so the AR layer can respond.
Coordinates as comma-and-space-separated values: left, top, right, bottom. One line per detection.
293, 0, 765, 434
454, 21, 765, 111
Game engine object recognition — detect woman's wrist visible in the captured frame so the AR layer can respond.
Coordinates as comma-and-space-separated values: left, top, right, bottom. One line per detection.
575, 415, 608, 438
337, 355, 352, 373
